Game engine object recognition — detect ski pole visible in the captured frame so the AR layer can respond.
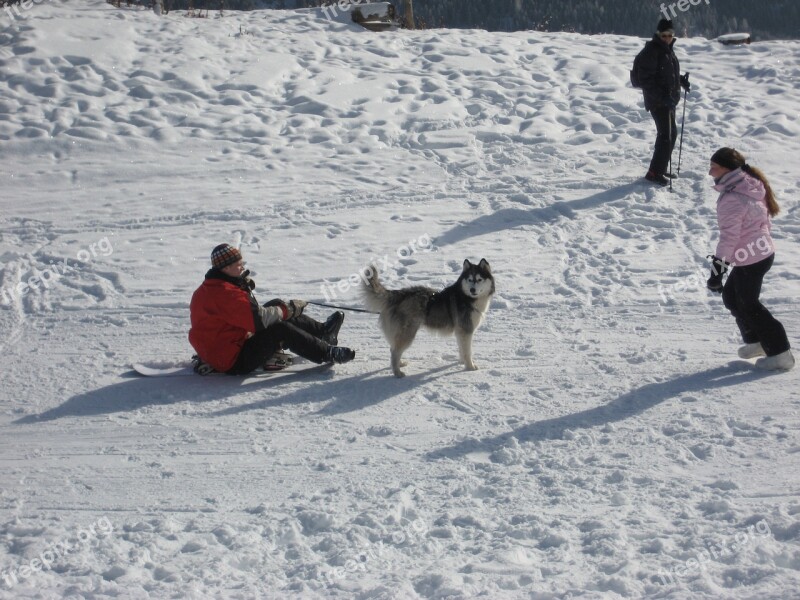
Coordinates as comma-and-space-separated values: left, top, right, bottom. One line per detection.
669, 112, 673, 193
677, 86, 688, 175
307, 300, 378, 314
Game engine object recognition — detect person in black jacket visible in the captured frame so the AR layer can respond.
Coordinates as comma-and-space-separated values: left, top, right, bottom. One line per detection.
635, 19, 690, 186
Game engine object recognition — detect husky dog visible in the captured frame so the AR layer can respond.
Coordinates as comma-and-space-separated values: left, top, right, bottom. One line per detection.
362, 259, 495, 377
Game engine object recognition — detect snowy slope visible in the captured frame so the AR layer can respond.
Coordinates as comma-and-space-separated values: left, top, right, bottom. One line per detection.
1, 2, 799, 598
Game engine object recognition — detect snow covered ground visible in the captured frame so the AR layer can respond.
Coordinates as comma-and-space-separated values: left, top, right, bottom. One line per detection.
1, 2, 799, 598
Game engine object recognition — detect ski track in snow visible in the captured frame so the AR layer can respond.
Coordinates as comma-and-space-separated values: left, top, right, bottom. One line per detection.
1, 2, 799, 599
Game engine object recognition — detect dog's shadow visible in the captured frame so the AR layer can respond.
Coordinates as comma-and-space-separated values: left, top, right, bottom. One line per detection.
426, 362, 772, 460
211, 363, 460, 418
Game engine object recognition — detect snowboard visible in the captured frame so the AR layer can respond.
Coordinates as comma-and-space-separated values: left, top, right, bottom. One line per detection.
132, 355, 332, 378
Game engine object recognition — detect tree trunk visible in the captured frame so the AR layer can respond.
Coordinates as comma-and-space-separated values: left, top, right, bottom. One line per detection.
404, 0, 414, 29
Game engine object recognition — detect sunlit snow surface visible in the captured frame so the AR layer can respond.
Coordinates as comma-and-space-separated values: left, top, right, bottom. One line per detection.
1, 2, 799, 598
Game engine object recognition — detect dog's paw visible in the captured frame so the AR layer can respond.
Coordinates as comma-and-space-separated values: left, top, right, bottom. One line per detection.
399, 360, 408, 367
393, 369, 406, 378
464, 362, 478, 371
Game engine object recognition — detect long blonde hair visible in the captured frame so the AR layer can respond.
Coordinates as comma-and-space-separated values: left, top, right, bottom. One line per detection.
711, 147, 780, 217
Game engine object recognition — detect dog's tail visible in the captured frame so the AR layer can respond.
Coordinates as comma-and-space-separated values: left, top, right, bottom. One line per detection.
360, 264, 389, 313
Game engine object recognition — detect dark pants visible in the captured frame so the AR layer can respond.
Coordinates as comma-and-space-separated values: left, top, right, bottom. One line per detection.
648, 107, 677, 176
722, 254, 790, 357
228, 315, 329, 375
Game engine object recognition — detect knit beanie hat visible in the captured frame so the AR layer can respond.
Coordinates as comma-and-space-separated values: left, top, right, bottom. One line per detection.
710, 147, 745, 171
657, 19, 675, 34
211, 243, 242, 269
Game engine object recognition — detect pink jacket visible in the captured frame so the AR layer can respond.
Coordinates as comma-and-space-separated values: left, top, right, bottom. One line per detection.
714, 168, 775, 267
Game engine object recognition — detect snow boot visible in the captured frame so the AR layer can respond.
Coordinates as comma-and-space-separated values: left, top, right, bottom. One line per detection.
645, 170, 669, 186
191, 354, 216, 375
264, 351, 294, 371
322, 311, 345, 346
738, 342, 766, 359
326, 346, 356, 364
755, 349, 795, 371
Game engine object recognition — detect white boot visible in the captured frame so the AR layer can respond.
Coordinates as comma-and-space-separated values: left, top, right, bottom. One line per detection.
738, 342, 766, 359
755, 349, 795, 371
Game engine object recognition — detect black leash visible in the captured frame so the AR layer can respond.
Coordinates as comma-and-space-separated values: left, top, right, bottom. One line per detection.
307, 300, 378, 314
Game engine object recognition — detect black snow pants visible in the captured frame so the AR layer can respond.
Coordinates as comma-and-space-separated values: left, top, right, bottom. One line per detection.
648, 107, 677, 176
722, 254, 791, 357
228, 315, 329, 375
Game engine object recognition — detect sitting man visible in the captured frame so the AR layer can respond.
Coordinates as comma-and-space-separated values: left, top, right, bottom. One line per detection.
189, 243, 355, 375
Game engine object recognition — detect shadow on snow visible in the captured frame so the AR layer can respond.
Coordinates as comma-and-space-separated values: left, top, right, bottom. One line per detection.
211, 363, 458, 418
435, 182, 642, 247
426, 362, 773, 460
12, 363, 461, 423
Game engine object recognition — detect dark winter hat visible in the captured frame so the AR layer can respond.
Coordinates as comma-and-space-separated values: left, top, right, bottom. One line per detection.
657, 19, 675, 34
211, 243, 243, 269
710, 147, 745, 171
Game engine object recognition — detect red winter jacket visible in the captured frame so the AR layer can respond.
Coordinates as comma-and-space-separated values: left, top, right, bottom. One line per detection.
189, 270, 288, 372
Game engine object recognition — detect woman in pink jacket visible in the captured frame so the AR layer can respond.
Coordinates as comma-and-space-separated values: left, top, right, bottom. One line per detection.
706, 148, 794, 371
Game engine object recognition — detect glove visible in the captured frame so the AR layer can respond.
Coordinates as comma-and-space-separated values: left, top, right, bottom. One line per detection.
680, 73, 690, 92
286, 299, 308, 319
706, 255, 728, 294
707, 271, 723, 293
239, 269, 255, 291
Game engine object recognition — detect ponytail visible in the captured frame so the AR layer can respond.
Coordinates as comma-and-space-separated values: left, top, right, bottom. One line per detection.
742, 164, 780, 217
711, 148, 780, 217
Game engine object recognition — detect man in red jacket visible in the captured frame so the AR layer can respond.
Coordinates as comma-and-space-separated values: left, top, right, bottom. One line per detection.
189, 243, 355, 374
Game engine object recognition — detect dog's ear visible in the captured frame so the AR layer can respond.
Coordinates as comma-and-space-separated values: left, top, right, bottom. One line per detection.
478, 258, 491, 273
462, 259, 472, 272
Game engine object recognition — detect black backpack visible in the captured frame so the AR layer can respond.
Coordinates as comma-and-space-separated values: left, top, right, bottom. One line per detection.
630, 49, 644, 88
